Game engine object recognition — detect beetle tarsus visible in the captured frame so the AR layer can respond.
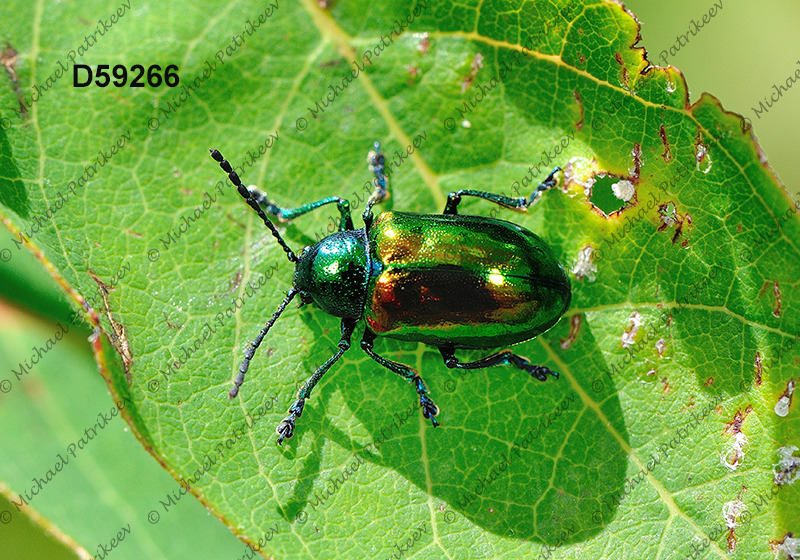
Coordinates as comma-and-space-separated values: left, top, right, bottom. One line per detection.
413, 376, 440, 426
526, 166, 561, 207
275, 421, 293, 445
276, 399, 305, 445
439, 346, 559, 382
246, 186, 286, 220
443, 166, 562, 214
419, 393, 440, 426
525, 364, 559, 382
506, 354, 559, 381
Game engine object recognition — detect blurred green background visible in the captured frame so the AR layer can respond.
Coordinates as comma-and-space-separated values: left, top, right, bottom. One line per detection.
0, 0, 797, 558
627, 0, 800, 194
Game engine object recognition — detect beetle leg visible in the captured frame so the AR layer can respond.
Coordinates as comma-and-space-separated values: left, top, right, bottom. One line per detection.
210, 148, 354, 232
360, 330, 440, 427
438, 345, 559, 382
275, 318, 357, 444
443, 167, 561, 215
252, 194, 354, 232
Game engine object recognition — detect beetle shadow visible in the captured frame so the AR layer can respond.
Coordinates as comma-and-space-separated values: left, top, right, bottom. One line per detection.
276, 429, 325, 523
284, 308, 630, 545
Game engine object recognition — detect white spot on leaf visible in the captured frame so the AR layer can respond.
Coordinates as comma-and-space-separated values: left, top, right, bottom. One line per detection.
720, 432, 749, 471
621, 311, 642, 348
721, 500, 746, 529
571, 246, 597, 282
773, 445, 800, 486
611, 179, 635, 202
778, 535, 800, 559
696, 143, 712, 174
774, 379, 795, 417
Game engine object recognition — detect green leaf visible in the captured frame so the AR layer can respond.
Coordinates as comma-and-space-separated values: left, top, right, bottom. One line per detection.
1, 0, 798, 558
0, 226, 76, 325
0, 302, 245, 558
0, 480, 84, 560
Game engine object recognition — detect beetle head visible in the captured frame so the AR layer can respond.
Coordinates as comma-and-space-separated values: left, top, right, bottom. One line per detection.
293, 230, 369, 319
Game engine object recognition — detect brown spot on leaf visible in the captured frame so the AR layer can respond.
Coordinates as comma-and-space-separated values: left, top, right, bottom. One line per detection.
694, 131, 713, 173
720, 409, 753, 469
759, 280, 783, 317
773, 281, 782, 318
1, 44, 19, 83
659, 125, 672, 162
657, 202, 691, 245
417, 33, 429, 55
1, 43, 25, 120
226, 213, 247, 229
461, 53, 484, 93
573, 90, 583, 131
768, 533, 795, 555
320, 59, 344, 69
560, 315, 581, 349
725, 407, 752, 436
229, 270, 243, 293
90, 272, 133, 383
722, 499, 747, 553
631, 143, 642, 179
164, 312, 183, 329
754, 352, 763, 386
727, 531, 738, 553
774, 379, 796, 417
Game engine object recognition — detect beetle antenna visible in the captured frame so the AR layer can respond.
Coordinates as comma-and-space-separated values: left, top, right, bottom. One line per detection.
229, 288, 299, 399
362, 142, 389, 228
209, 148, 298, 263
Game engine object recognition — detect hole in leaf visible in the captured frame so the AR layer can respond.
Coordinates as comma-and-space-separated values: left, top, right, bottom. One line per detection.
590, 174, 630, 215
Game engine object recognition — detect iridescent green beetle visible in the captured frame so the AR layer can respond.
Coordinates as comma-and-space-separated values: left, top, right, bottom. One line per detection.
209, 144, 571, 444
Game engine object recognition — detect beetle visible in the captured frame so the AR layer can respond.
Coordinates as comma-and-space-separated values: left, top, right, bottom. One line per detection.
209, 143, 571, 444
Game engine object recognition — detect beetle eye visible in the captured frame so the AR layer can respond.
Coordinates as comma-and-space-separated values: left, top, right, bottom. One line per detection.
299, 293, 314, 306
